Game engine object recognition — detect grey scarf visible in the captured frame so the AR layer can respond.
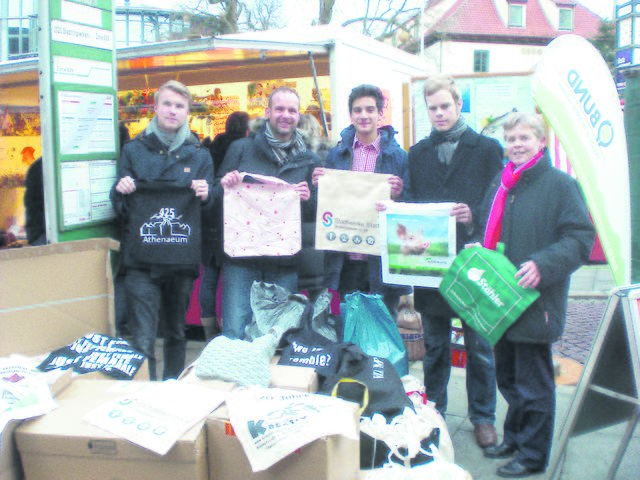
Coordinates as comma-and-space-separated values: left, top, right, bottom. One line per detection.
264, 122, 307, 165
147, 116, 192, 152
430, 116, 468, 165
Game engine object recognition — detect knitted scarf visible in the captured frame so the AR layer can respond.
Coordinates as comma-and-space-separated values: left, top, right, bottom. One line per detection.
147, 116, 192, 153
430, 116, 467, 165
483, 149, 544, 250
264, 122, 307, 165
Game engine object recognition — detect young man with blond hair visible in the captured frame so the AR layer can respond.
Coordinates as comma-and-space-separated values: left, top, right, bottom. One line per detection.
111, 80, 214, 381
408, 75, 504, 449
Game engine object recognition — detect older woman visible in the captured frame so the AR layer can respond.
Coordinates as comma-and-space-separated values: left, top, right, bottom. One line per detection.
478, 113, 595, 478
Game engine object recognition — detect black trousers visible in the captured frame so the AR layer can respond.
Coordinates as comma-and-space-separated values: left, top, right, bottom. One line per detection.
494, 337, 555, 470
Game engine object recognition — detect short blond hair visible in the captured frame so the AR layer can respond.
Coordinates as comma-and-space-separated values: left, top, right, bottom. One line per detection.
423, 75, 461, 103
155, 80, 193, 110
503, 112, 546, 140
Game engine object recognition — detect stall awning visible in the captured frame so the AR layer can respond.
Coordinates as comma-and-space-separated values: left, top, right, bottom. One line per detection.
0, 34, 331, 91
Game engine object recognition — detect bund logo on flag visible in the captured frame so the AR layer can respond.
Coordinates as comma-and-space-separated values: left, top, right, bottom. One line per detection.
140, 207, 192, 244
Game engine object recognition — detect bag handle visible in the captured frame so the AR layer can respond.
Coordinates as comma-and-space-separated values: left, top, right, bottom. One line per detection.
239, 172, 292, 187
331, 378, 369, 416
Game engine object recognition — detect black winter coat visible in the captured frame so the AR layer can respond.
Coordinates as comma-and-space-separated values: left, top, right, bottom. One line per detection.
476, 151, 595, 343
407, 127, 503, 317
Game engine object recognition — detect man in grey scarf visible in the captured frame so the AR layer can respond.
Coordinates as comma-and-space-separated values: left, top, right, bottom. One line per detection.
111, 80, 213, 381
406, 75, 504, 451
214, 86, 320, 340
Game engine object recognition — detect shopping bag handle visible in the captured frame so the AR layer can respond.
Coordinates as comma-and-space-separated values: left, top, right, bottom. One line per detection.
331, 378, 369, 416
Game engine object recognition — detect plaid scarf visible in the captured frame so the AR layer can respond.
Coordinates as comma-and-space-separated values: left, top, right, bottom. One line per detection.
483, 149, 545, 250
264, 123, 307, 165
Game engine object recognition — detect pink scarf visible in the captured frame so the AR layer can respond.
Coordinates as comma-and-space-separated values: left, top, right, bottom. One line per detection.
483, 149, 544, 250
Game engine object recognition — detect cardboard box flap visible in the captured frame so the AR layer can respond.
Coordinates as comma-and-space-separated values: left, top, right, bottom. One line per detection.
16, 379, 204, 463
0, 239, 118, 356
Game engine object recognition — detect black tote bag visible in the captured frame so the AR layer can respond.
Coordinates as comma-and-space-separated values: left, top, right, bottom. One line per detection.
124, 181, 202, 267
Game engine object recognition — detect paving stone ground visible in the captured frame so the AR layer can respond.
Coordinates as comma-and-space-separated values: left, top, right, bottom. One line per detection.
553, 298, 609, 364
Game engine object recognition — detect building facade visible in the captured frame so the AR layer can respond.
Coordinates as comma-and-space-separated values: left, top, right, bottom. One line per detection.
399, 0, 602, 75
0, 0, 193, 62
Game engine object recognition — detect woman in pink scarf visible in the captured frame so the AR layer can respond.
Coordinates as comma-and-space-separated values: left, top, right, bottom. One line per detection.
478, 113, 595, 478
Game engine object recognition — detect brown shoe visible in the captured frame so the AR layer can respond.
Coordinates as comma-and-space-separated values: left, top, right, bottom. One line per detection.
474, 423, 498, 448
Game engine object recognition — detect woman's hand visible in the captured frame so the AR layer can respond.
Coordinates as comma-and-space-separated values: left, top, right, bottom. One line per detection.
515, 260, 540, 289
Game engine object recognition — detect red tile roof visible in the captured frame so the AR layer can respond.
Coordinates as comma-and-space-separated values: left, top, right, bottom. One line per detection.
425, 0, 601, 42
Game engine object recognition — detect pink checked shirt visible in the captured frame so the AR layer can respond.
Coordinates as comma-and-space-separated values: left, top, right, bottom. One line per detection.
349, 133, 381, 261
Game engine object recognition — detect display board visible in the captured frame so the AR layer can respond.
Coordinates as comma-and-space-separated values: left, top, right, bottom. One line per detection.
549, 285, 640, 479
39, 0, 118, 242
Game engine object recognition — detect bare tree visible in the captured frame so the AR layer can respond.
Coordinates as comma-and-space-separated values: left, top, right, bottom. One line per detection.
179, 0, 283, 35
340, 0, 421, 40
245, 0, 285, 31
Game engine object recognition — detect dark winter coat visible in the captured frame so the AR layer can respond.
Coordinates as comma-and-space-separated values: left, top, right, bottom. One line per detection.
407, 127, 503, 317
209, 132, 245, 173
212, 127, 320, 268
476, 150, 595, 343
323, 125, 412, 297
110, 129, 214, 274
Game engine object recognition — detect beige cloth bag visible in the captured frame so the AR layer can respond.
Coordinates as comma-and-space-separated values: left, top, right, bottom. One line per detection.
315, 169, 391, 255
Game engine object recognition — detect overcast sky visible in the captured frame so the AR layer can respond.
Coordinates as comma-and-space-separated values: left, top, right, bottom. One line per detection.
116, 0, 615, 23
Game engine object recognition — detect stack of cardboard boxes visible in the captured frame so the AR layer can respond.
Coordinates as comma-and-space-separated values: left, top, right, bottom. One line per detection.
0, 239, 360, 480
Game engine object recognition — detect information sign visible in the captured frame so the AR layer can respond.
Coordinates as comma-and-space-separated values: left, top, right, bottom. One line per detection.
39, 0, 118, 242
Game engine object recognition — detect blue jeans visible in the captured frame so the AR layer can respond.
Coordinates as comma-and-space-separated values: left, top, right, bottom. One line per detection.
420, 314, 496, 425
221, 260, 297, 339
125, 269, 194, 381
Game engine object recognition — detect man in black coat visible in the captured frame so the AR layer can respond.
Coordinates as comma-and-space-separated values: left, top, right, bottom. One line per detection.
407, 75, 504, 449
214, 87, 319, 340
111, 80, 214, 381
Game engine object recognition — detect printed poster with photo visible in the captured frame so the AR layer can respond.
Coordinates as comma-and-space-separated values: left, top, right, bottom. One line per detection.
380, 202, 457, 288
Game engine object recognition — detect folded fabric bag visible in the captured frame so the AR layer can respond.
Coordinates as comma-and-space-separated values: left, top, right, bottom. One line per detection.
439, 244, 540, 346
195, 333, 278, 387
223, 172, 301, 257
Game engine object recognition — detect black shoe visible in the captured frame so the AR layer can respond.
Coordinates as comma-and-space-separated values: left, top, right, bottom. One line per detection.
497, 460, 543, 478
485, 442, 518, 459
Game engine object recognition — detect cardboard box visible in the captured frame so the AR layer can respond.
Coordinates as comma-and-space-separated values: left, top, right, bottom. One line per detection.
1, 369, 73, 480
15, 379, 207, 480
0, 238, 118, 357
206, 405, 360, 480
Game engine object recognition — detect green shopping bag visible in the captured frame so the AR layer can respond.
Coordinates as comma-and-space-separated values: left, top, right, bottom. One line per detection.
438, 244, 540, 346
